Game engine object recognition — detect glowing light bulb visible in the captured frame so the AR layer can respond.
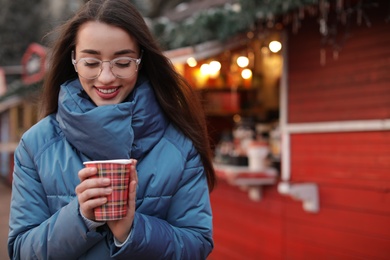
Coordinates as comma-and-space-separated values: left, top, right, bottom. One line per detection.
269, 41, 282, 53
209, 61, 221, 72
186, 57, 197, 67
200, 64, 210, 76
241, 69, 252, 79
209, 61, 221, 78
237, 56, 249, 68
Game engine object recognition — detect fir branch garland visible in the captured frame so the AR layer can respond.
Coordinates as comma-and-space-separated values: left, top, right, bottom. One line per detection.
151, 0, 318, 50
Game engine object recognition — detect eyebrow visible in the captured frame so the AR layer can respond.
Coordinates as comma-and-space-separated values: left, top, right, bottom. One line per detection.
79, 49, 136, 55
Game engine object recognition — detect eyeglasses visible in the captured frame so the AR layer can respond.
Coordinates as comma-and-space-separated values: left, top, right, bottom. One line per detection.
71, 50, 142, 79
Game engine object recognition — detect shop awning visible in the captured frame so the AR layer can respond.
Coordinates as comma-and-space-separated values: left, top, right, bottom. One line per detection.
164, 36, 246, 64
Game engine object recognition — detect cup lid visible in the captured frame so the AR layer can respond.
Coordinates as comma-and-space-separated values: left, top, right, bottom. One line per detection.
83, 159, 133, 165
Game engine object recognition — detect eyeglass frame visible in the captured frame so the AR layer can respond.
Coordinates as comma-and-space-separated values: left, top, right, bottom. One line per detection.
71, 50, 143, 79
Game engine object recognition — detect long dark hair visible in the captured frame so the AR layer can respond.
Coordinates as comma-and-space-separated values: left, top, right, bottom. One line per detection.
41, 0, 216, 191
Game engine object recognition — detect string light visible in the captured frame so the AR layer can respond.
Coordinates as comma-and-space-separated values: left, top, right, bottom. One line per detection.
199, 61, 221, 78
200, 63, 209, 76
269, 41, 282, 53
237, 56, 249, 68
209, 61, 221, 78
241, 69, 252, 79
186, 57, 197, 67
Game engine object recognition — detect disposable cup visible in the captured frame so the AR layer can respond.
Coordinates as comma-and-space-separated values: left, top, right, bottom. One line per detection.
83, 159, 133, 221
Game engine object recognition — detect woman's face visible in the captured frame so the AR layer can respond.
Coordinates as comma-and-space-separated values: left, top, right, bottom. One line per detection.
74, 21, 141, 106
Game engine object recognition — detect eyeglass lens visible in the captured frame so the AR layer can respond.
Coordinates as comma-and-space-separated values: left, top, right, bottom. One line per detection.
75, 57, 139, 79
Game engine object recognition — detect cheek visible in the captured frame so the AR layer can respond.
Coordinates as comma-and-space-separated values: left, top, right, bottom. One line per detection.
123, 77, 138, 92
78, 77, 91, 91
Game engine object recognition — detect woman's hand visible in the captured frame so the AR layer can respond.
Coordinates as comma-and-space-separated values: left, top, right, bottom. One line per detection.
76, 167, 112, 221
107, 160, 138, 243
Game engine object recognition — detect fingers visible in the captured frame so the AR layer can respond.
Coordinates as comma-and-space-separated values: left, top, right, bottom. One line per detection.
77, 183, 112, 205
78, 167, 97, 182
130, 160, 138, 184
128, 160, 138, 204
128, 160, 138, 213
76, 167, 111, 193
76, 167, 112, 220
128, 179, 137, 207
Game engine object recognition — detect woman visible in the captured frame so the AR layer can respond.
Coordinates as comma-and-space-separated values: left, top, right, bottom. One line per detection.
8, 0, 216, 259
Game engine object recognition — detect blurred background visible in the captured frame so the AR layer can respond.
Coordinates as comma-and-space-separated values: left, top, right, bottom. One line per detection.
1, 0, 389, 259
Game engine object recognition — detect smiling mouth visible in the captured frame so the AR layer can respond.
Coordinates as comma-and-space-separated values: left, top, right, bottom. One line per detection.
97, 88, 118, 94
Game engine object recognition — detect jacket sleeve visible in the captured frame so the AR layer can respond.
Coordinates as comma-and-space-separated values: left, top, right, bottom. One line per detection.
111, 152, 214, 260
8, 139, 106, 260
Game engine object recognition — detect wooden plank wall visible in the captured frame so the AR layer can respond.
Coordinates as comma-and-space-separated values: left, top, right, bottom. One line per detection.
286, 1, 390, 258
209, 182, 283, 259
209, 1, 390, 259
288, 132, 390, 259
288, 3, 390, 123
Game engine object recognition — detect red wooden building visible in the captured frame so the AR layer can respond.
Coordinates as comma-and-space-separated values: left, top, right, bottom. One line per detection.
208, 2, 390, 259
0, 1, 389, 259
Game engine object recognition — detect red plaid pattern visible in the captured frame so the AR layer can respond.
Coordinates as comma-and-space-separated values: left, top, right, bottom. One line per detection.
85, 162, 131, 221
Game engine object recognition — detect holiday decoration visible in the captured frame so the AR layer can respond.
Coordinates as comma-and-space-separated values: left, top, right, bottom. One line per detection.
151, 0, 386, 65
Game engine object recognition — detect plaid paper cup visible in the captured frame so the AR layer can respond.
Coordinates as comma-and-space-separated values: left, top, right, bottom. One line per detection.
83, 159, 133, 221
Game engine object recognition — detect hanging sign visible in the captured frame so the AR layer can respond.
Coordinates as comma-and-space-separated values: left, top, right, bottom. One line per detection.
21, 43, 47, 85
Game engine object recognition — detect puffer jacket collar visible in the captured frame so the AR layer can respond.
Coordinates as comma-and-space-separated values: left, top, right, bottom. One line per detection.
56, 76, 168, 160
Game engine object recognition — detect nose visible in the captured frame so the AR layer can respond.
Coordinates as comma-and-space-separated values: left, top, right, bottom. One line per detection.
98, 62, 116, 83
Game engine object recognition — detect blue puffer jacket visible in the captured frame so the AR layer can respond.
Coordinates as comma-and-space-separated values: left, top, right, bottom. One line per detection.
8, 76, 213, 260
